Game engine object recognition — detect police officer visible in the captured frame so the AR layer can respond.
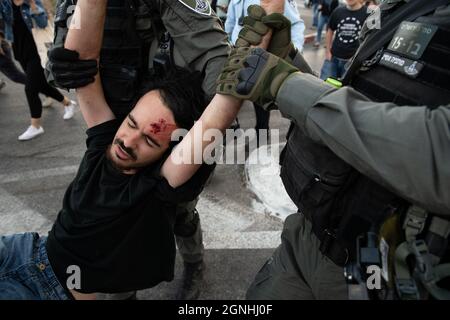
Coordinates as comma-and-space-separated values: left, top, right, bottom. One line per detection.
46, 0, 230, 300
217, 1, 450, 299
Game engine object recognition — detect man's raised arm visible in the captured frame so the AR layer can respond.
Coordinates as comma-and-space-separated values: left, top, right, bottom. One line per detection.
64, 0, 114, 128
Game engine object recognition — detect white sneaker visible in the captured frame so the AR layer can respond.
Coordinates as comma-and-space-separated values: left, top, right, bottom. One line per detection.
18, 126, 44, 141
63, 100, 77, 120
42, 96, 54, 108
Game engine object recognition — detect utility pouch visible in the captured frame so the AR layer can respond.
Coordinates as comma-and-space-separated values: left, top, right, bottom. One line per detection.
280, 128, 352, 215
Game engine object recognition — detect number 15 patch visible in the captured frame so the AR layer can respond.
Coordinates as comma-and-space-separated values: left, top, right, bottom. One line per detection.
388, 21, 438, 60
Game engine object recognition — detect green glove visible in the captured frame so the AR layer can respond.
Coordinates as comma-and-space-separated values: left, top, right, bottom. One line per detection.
235, 5, 295, 60
262, 13, 295, 59
235, 5, 269, 47
216, 47, 298, 109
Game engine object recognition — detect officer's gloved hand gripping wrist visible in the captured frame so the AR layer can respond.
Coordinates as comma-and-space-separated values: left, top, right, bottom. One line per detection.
216, 47, 298, 109
235, 5, 296, 61
47, 47, 98, 89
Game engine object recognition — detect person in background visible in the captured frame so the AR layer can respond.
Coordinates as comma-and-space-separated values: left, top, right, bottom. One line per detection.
226, 0, 305, 52
0, 31, 54, 106
216, 0, 230, 24
0, 0, 76, 141
225, 0, 305, 142
0, 32, 26, 85
314, 0, 339, 48
321, 0, 369, 80
311, 0, 320, 28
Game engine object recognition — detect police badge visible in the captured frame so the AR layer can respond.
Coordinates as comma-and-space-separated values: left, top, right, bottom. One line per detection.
178, 0, 212, 16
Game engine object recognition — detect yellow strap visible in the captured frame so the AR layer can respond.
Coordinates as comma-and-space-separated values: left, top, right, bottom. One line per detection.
325, 77, 343, 88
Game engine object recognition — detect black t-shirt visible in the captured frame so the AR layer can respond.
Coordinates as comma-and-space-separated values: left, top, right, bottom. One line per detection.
328, 6, 369, 59
12, 4, 39, 63
46, 120, 214, 294
319, 0, 339, 17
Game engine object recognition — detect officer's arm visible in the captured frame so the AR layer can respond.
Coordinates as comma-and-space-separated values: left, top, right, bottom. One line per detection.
277, 73, 450, 216
161, 95, 242, 188
64, 0, 114, 128
157, 0, 230, 100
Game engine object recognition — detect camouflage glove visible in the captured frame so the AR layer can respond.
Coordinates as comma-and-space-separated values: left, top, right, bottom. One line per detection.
216, 47, 298, 109
236, 5, 295, 60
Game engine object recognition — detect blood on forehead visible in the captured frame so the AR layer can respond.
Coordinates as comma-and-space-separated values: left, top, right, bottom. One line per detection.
147, 118, 178, 137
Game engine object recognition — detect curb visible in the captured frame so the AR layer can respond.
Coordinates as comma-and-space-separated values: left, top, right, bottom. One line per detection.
304, 33, 316, 44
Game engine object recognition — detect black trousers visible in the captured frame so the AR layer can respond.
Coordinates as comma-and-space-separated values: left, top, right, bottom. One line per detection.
0, 41, 27, 85
19, 57, 64, 119
254, 103, 270, 131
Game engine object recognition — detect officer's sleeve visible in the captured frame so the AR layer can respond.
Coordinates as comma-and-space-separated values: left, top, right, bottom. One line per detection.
276, 73, 450, 216
157, 0, 231, 100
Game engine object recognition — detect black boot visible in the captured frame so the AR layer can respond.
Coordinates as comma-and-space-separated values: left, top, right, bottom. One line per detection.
176, 260, 205, 300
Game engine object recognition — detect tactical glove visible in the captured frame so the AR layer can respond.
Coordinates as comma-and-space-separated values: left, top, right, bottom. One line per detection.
47, 47, 98, 89
216, 47, 298, 109
236, 5, 295, 60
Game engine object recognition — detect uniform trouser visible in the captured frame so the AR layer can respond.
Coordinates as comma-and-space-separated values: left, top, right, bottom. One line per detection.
174, 199, 204, 264
246, 213, 348, 300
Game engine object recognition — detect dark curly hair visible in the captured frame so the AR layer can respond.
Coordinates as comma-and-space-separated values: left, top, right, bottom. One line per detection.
134, 68, 207, 130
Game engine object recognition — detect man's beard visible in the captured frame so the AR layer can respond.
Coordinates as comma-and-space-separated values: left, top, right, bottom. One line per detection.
106, 144, 143, 173
114, 138, 137, 160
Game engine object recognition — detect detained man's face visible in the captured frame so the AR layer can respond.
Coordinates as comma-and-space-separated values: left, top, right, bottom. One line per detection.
109, 90, 178, 174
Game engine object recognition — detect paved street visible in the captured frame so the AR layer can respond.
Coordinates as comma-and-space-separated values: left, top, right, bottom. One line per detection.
0, 2, 326, 300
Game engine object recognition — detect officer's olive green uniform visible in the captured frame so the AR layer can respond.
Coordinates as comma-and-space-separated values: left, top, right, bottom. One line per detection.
247, 0, 450, 300
47, 0, 231, 265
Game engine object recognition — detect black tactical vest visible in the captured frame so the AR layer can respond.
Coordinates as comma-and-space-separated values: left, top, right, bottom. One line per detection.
54, 0, 166, 120
280, 3, 450, 266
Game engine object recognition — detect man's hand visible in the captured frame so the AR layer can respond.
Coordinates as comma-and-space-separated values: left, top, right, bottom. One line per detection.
326, 50, 332, 61
47, 47, 98, 89
235, 5, 294, 60
216, 47, 298, 109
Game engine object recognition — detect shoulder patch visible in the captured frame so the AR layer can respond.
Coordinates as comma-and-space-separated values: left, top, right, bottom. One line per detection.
178, 0, 212, 16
